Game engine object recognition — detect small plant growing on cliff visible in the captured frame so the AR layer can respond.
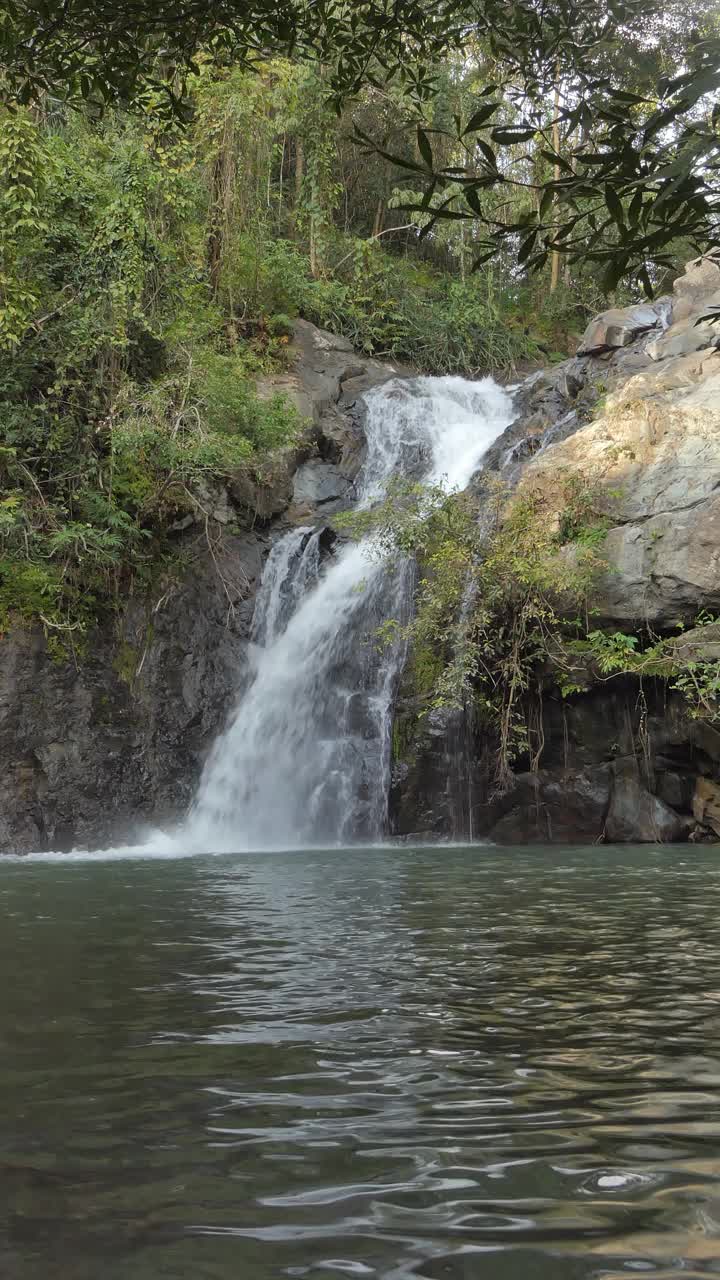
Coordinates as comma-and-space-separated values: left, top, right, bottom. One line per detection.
581, 620, 720, 725
586, 630, 640, 673
341, 470, 610, 791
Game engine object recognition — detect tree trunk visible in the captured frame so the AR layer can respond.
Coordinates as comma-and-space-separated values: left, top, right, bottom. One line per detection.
293, 137, 305, 241
459, 221, 466, 282
550, 77, 561, 294
372, 198, 385, 239
278, 133, 286, 219
207, 117, 235, 302
309, 177, 319, 278
207, 151, 225, 299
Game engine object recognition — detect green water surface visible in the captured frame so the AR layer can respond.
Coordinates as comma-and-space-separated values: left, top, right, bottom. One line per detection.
1, 844, 719, 1279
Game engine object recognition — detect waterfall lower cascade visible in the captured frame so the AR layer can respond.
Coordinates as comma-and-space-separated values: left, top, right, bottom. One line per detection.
178, 376, 514, 852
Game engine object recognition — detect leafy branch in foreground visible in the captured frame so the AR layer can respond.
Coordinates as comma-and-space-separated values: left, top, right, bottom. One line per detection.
0, 0, 634, 111
356, 29, 720, 292
3, 0, 719, 286
579, 619, 720, 723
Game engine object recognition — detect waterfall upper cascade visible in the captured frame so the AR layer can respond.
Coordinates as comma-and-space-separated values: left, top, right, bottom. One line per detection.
174, 375, 514, 852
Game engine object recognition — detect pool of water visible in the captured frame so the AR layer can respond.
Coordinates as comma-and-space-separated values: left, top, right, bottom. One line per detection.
1, 844, 720, 1279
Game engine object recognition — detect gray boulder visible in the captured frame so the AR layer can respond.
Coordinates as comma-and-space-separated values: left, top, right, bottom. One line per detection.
693, 776, 720, 836
605, 761, 688, 843
486, 766, 613, 844
647, 314, 720, 362
577, 301, 671, 356
518, 346, 720, 625
668, 622, 720, 665
292, 459, 351, 506
673, 251, 720, 305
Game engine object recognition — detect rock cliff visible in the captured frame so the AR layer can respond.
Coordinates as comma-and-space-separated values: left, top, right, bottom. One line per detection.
391, 252, 720, 846
0, 323, 400, 853
5, 258, 720, 852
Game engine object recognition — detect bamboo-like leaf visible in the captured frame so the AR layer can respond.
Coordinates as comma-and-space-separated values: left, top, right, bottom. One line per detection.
476, 139, 498, 169
605, 185, 625, 228
416, 127, 433, 169
517, 229, 538, 264
491, 126, 536, 144
462, 101, 500, 134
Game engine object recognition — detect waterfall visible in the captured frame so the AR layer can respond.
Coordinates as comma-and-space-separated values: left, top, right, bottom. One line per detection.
177, 375, 514, 852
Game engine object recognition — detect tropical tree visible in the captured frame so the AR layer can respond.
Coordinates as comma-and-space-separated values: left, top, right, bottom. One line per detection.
3, 0, 719, 285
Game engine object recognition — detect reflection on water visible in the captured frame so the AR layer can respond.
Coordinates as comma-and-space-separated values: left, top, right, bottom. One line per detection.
1, 845, 720, 1279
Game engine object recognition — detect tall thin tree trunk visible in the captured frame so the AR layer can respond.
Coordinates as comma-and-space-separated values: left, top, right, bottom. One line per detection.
294, 137, 305, 242
208, 151, 225, 299
309, 170, 319, 278
459, 221, 466, 282
372, 198, 385, 238
278, 134, 286, 220
550, 75, 561, 294
207, 117, 235, 301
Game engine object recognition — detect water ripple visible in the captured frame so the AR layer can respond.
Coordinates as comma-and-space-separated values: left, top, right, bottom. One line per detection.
0, 845, 719, 1279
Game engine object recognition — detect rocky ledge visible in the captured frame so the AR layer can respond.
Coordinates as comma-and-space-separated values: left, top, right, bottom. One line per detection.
391, 252, 720, 846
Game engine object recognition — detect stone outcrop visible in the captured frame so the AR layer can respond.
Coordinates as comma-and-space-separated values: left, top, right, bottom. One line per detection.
577, 300, 671, 356
292, 459, 351, 509
257, 319, 406, 521
604, 759, 690, 843
392, 252, 720, 845
0, 532, 265, 853
516, 255, 720, 627
693, 777, 720, 837
0, 322, 402, 854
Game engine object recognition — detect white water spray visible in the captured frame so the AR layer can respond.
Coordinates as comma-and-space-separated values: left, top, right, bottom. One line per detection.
179, 375, 514, 852
62, 375, 513, 858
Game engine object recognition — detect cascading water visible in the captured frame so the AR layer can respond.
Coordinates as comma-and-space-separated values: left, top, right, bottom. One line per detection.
177, 375, 514, 852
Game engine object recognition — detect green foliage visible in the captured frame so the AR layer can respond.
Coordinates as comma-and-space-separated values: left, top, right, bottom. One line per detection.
5, 0, 717, 289
555, 472, 612, 547
0, 559, 61, 633
672, 661, 720, 721
343, 471, 609, 789
586, 630, 641, 673
0, 112, 50, 348
583, 618, 720, 724
1, 45, 710, 652
306, 241, 540, 374
352, 470, 720, 788
349, 5, 720, 290
0, 103, 303, 645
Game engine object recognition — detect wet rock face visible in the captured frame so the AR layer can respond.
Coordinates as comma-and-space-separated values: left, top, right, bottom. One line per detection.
292, 459, 351, 508
604, 760, 691, 843
393, 257, 720, 845
391, 682, 712, 846
484, 766, 613, 844
0, 322, 402, 855
0, 531, 266, 854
